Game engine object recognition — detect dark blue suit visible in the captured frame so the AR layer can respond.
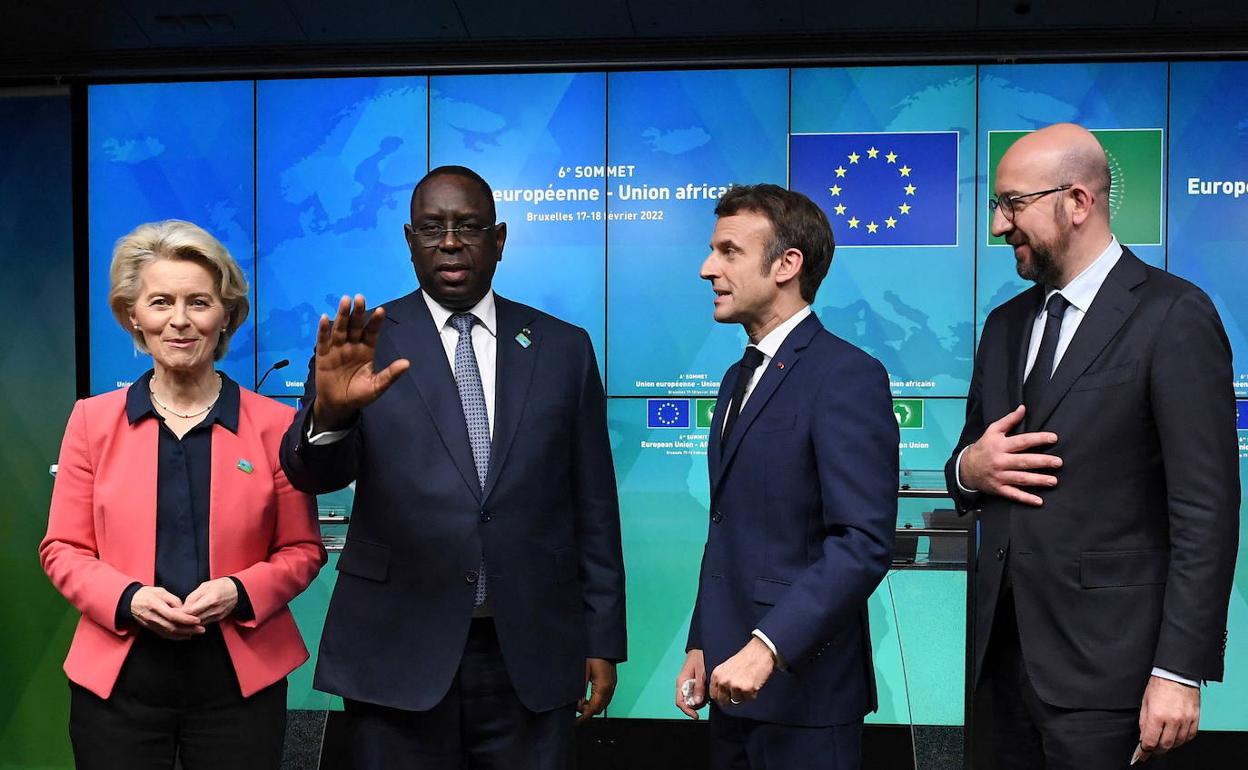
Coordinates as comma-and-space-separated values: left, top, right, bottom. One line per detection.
280, 289, 627, 715
689, 313, 898, 734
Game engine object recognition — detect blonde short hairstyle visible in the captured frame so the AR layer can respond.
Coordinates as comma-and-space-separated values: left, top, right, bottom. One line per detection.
108, 220, 250, 361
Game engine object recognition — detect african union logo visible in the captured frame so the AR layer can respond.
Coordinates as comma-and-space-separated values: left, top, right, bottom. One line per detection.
987, 129, 1163, 247
647, 399, 691, 429
893, 399, 924, 429
789, 131, 959, 247
695, 398, 716, 430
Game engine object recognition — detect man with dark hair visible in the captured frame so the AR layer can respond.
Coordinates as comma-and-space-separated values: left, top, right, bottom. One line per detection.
948, 123, 1238, 768
676, 183, 899, 769
281, 165, 627, 768
712, 184, 835, 303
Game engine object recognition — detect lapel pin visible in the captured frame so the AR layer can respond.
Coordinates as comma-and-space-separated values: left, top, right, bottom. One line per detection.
237, 459, 254, 474
777, 361, 785, 370
515, 328, 532, 348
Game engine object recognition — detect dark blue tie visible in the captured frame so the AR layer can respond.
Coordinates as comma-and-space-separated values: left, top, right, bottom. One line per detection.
450, 313, 489, 607
1023, 292, 1070, 430
722, 346, 766, 442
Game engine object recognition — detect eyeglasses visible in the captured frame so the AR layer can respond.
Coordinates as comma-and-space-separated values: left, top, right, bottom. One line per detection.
988, 185, 1071, 221
410, 223, 497, 247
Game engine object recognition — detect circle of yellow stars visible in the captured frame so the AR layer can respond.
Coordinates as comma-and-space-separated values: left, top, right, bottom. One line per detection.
826, 145, 916, 236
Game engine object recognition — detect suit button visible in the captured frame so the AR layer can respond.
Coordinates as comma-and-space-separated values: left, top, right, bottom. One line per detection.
711, 511, 723, 523
480, 511, 491, 523
995, 548, 1005, 561
465, 571, 478, 584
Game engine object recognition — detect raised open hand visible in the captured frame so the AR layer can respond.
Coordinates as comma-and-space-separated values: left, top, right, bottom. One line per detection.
313, 295, 411, 430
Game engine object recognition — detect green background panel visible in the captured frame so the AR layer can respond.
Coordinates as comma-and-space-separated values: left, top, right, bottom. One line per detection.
1201, 485, 1248, 731
0, 92, 77, 770
889, 570, 967, 726
608, 398, 711, 718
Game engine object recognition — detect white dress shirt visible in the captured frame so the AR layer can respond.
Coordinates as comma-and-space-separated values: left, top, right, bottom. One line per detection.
308, 290, 499, 442
954, 237, 1197, 688
1022, 237, 1122, 382
420, 290, 498, 436
723, 305, 812, 437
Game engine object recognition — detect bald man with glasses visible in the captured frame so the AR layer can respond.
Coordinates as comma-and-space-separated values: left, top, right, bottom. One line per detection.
947, 123, 1238, 769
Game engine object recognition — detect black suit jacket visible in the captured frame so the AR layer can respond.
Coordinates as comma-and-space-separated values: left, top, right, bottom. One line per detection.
945, 248, 1239, 710
280, 290, 627, 713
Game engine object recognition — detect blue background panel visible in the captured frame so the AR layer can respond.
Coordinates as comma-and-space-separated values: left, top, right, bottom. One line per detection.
606, 69, 789, 397
1167, 61, 1248, 728
256, 76, 428, 396
430, 73, 606, 370
976, 63, 1169, 334
89, 81, 256, 393
792, 66, 977, 397
1167, 62, 1248, 398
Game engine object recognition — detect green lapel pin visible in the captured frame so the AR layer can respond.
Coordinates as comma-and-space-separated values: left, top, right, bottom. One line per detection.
237, 459, 254, 474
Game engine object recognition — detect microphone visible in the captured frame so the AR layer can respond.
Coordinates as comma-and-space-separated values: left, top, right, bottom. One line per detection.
256, 359, 290, 391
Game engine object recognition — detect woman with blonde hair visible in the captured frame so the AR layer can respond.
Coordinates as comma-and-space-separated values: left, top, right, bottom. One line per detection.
40, 220, 325, 769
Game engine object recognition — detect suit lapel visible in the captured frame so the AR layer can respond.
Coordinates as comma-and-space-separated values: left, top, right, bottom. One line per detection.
483, 296, 540, 501
386, 291, 483, 503
714, 314, 820, 494
1007, 284, 1046, 409
1028, 250, 1146, 431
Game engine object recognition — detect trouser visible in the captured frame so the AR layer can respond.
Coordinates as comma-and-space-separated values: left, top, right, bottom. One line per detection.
69, 627, 286, 770
345, 617, 576, 770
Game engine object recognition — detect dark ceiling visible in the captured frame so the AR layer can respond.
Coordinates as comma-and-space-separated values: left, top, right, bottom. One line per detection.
3, 0, 1248, 83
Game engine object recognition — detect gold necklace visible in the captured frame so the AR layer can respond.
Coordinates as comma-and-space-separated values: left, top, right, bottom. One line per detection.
150, 373, 222, 419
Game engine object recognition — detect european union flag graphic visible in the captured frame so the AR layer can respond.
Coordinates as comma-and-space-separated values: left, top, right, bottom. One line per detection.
1237, 399, 1248, 430
790, 131, 959, 247
647, 399, 691, 429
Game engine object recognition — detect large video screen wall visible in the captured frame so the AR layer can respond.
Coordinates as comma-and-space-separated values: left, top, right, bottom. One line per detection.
87, 62, 1248, 729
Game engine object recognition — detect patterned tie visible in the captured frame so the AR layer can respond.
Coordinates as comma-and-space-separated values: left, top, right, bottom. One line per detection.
1022, 292, 1070, 430
450, 312, 489, 606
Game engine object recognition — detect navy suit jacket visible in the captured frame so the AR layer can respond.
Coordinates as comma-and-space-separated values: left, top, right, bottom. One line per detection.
688, 313, 899, 726
280, 289, 627, 713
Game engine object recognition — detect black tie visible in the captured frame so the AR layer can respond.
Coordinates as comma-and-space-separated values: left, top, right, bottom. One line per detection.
1023, 292, 1070, 427
721, 346, 766, 442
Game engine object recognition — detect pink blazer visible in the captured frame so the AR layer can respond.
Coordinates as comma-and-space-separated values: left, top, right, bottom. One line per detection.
40, 385, 326, 699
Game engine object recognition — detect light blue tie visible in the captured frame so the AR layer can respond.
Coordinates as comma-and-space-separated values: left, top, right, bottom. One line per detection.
450, 312, 489, 607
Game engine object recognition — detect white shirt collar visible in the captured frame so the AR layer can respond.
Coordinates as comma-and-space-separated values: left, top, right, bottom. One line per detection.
422, 289, 498, 337
1047, 236, 1122, 314
753, 305, 812, 359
